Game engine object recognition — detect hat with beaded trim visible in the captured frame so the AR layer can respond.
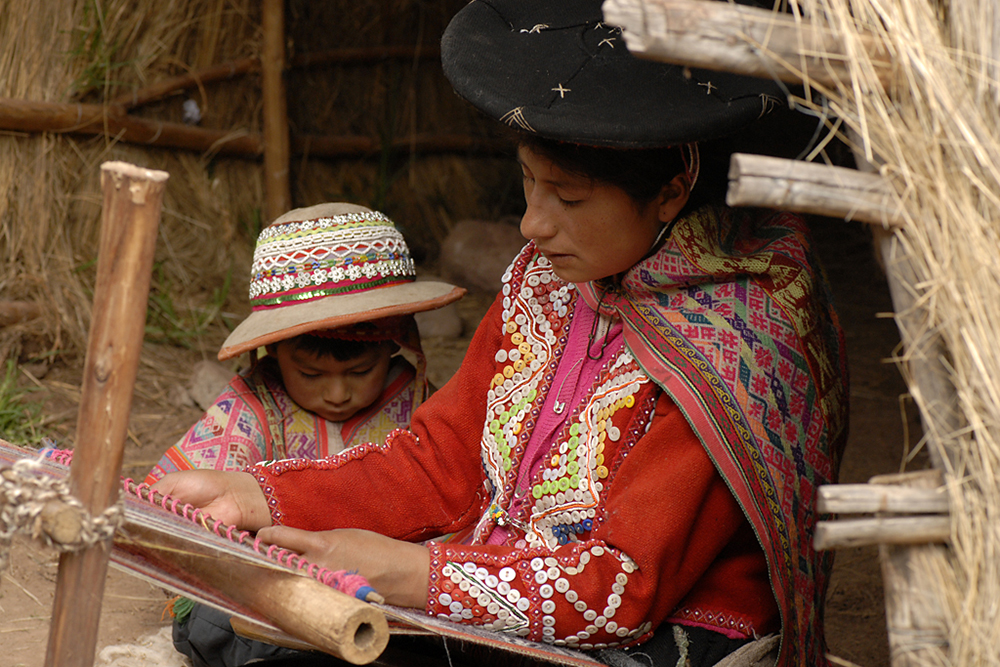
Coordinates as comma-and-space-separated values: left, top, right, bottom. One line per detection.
218, 202, 466, 361
440, 0, 786, 148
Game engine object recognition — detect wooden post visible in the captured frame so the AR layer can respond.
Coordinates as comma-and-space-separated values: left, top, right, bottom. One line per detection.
262, 0, 291, 222
871, 472, 950, 666
877, 232, 962, 472
44, 162, 167, 667
849, 140, 962, 473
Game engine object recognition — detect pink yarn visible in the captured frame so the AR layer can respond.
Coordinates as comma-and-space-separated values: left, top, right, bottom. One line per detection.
41, 448, 380, 602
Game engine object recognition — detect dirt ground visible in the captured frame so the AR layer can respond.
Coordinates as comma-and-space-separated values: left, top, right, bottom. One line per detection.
1, 217, 923, 666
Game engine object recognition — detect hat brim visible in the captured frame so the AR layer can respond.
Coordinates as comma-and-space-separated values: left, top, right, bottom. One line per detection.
441, 0, 787, 147
219, 281, 466, 360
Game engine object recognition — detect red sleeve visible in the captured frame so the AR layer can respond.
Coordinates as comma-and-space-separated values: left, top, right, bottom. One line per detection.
423, 391, 748, 647
250, 292, 505, 540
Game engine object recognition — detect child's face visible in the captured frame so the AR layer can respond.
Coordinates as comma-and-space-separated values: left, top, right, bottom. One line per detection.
272, 341, 393, 423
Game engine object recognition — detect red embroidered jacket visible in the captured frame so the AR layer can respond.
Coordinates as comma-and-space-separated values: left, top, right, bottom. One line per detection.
251, 255, 778, 650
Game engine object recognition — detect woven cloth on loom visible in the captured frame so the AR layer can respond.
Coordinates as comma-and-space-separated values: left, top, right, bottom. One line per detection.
0, 442, 376, 617
0, 441, 604, 666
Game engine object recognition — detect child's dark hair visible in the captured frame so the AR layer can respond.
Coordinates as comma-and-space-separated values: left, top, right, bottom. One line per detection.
515, 133, 731, 218
290, 334, 390, 362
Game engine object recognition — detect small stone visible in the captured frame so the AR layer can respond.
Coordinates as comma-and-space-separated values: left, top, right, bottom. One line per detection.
415, 304, 463, 338
439, 219, 526, 293
188, 360, 236, 410
168, 383, 196, 409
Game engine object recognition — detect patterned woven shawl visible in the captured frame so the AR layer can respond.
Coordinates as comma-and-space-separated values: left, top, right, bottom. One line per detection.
578, 204, 848, 667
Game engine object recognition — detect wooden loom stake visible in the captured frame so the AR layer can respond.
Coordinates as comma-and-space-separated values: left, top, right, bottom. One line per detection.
45, 162, 168, 667
262, 0, 291, 222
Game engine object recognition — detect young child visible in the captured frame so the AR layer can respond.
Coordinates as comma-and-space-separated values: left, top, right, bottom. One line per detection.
145, 202, 464, 484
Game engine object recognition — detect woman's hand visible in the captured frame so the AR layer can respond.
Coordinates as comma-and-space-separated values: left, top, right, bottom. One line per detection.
256, 526, 430, 609
151, 470, 272, 531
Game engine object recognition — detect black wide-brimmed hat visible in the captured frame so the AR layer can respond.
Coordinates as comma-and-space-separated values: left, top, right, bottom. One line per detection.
441, 0, 786, 148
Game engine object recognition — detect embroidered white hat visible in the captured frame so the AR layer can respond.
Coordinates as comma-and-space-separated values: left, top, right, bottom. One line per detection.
218, 202, 465, 360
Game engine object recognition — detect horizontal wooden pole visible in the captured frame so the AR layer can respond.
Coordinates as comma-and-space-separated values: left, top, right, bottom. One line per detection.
727, 153, 903, 226
0, 97, 505, 159
112, 46, 441, 111
111, 57, 257, 110
0, 98, 260, 156
602, 0, 892, 89
815, 516, 950, 550
818, 484, 949, 514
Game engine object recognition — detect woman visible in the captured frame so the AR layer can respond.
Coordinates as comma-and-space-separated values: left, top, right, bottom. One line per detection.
156, 2, 848, 665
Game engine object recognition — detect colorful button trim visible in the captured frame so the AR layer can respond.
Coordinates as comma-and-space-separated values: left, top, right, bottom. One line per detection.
430, 543, 648, 647
477, 250, 650, 552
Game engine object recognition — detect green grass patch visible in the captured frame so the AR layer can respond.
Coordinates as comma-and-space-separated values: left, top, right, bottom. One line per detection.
0, 361, 47, 448
145, 263, 235, 347
64, 0, 136, 99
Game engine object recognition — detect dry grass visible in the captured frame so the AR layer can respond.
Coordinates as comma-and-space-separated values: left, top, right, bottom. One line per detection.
0, 0, 518, 366
779, 0, 1000, 662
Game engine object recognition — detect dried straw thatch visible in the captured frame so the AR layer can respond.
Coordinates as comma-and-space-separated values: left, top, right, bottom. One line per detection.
0, 0, 518, 364
785, 0, 1000, 662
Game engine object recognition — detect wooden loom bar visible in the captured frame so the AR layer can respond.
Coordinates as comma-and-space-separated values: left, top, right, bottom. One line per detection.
44, 162, 167, 667
727, 153, 903, 226
115, 515, 389, 664
602, 0, 893, 89
262, 0, 291, 221
0, 439, 389, 664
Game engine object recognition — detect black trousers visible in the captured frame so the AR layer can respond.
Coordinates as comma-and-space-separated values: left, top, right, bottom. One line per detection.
174, 603, 750, 667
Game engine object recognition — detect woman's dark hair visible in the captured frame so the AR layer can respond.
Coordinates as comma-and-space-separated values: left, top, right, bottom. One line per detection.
514, 132, 732, 219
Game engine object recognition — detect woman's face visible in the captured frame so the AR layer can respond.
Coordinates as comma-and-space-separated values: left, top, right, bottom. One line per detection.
517, 146, 689, 284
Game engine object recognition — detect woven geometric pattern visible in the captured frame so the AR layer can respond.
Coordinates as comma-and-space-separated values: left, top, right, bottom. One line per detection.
144, 358, 418, 485
580, 204, 848, 667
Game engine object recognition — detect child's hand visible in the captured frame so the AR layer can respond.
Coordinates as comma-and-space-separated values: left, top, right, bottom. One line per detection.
151, 470, 272, 531
256, 526, 430, 609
